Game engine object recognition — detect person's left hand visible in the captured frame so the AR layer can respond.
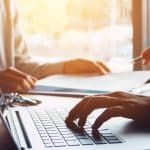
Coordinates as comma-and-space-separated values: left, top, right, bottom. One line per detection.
66, 91, 150, 129
63, 58, 111, 75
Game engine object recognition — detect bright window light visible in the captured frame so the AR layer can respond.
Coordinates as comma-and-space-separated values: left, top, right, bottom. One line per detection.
17, 0, 133, 72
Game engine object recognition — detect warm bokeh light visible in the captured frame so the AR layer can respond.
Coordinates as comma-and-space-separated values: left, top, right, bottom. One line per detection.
17, 0, 68, 34
16, 0, 132, 72
17, 0, 131, 35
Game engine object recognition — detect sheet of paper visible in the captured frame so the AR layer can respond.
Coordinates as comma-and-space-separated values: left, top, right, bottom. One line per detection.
26, 71, 150, 96
37, 71, 150, 91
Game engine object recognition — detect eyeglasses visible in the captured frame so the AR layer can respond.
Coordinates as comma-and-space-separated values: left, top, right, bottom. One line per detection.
0, 89, 41, 111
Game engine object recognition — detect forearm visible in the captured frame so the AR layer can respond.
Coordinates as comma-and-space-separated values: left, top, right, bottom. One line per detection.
15, 56, 64, 79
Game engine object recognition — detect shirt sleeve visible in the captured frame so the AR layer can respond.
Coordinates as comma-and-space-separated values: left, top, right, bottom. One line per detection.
13, 2, 64, 79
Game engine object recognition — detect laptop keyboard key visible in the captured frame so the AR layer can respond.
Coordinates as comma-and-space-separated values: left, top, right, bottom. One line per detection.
52, 139, 64, 143
79, 139, 93, 145
50, 136, 62, 140
107, 139, 122, 144
92, 138, 107, 144
104, 136, 120, 140
43, 139, 51, 144
45, 143, 53, 147
64, 137, 77, 141
66, 140, 80, 146
53, 142, 66, 147
76, 135, 88, 139
100, 131, 122, 144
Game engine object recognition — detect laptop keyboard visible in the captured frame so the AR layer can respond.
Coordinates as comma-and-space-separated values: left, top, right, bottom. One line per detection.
29, 109, 122, 148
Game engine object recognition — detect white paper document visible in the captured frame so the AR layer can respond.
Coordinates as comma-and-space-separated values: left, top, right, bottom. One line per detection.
26, 71, 150, 97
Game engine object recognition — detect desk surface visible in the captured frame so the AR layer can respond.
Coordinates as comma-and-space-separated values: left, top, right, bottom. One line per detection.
2, 71, 150, 149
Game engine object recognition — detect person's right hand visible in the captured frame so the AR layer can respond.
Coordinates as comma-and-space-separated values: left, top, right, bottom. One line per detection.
141, 48, 150, 65
0, 67, 37, 92
66, 91, 150, 130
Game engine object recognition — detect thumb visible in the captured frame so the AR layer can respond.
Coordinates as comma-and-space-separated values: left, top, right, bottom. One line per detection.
93, 63, 106, 75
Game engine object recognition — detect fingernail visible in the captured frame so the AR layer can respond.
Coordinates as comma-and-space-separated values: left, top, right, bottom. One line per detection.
78, 119, 85, 127
65, 116, 70, 123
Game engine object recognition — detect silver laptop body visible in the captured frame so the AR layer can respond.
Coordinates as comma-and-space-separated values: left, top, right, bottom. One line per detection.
2, 95, 150, 150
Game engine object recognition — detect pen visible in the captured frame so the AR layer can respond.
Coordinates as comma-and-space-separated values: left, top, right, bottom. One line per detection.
145, 78, 150, 84
130, 56, 142, 64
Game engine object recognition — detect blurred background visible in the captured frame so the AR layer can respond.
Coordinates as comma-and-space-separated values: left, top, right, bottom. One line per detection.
16, 0, 133, 72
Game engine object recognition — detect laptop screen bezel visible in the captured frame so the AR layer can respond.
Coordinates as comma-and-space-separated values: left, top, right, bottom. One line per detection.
0, 107, 19, 150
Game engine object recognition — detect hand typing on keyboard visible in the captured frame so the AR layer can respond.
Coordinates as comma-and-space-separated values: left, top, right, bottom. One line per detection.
66, 91, 150, 130
29, 109, 122, 148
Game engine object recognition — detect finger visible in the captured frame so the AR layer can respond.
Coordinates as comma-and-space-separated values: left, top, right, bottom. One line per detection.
14, 84, 27, 92
25, 76, 37, 88
105, 91, 136, 99
4, 74, 33, 92
66, 96, 91, 122
98, 91, 138, 101
78, 96, 126, 127
92, 62, 106, 75
11, 79, 31, 92
30, 76, 37, 82
6, 67, 29, 78
141, 49, 150, 58
141, 50, 150, 65
10, 68, 36, 87
92, 106, 128, 129
2, 81, 25, 93
96, 61, 111, 73
6, 67, 37, 86
65, 119, 84, 133
142, 59, 150, 65
18, 78, 33, 91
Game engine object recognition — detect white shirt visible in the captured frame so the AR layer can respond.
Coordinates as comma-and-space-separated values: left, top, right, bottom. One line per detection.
0, 0, 64, 79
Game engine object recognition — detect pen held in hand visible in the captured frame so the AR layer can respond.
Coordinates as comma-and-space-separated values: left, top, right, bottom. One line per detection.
130, 56, 142, 64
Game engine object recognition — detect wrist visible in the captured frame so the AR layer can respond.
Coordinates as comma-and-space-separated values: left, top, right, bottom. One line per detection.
63, 60, 69, 74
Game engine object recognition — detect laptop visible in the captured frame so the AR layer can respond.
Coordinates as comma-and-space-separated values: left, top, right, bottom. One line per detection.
1, 93, 150, 150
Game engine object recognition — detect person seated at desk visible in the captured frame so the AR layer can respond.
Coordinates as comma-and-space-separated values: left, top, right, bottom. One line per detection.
66, 48, 150, 129
0, 0, 110, 93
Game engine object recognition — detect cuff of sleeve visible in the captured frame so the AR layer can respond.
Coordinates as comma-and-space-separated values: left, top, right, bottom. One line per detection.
33, 62, 64, 79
